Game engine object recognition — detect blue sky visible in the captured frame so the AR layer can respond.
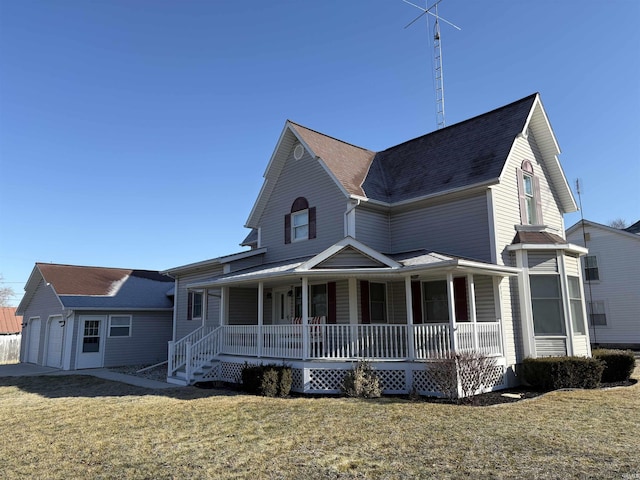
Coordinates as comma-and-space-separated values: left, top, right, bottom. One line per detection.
1, 0, 638, 306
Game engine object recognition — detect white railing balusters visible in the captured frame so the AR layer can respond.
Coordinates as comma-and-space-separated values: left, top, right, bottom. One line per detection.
169, 325, 215, 377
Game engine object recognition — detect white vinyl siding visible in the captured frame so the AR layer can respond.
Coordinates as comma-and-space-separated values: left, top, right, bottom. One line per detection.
389, 193, 491, 261
474, 275, 497, 322
335, 280, 350, 324
566, 223, 640, 346
258, 147, 348, 264
174, 266, 224, 340
354, 208, 391, 253
103, 312, 172, 367
492, 134, 565, 266
19, 278, 64, 365
535, 337, 567, 357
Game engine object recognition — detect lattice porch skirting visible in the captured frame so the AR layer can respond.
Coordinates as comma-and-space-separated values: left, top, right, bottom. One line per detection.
216, 355, 508, 396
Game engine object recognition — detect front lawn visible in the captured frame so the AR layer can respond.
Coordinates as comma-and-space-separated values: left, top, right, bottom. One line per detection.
0, 369, 638, 479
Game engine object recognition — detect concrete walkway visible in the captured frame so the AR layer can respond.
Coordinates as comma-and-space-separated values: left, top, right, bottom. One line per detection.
0, 363, 178, 390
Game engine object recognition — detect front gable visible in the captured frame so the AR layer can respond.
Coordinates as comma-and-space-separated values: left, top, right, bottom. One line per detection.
297, 237, 401, 271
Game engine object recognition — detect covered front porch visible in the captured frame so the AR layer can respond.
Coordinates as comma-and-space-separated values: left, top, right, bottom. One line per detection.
168, 240, 518, 388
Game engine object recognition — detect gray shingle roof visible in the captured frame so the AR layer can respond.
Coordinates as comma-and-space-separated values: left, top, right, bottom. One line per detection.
362, 94, 537, 202
37, 263, 174, 310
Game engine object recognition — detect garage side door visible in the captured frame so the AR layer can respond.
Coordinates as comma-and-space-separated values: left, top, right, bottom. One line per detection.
46, 316, 64, 368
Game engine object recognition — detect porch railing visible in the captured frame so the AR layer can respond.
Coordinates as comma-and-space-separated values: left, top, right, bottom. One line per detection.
168, 325, 215, 377
210, 321, 503, 361
186, 327, 222, 381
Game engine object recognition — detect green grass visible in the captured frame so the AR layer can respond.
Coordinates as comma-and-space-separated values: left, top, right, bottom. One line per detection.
0, 369, 638, 479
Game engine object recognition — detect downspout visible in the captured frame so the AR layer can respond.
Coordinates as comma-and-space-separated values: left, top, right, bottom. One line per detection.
344, 199, 361, 237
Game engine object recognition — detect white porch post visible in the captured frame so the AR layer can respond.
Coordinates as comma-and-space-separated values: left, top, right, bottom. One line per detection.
302, 277, 309, 360
447, 273, 458, 352
202, 288, 208, 328
348, 278, 358, 359
558, 252, 575, 356
219, 286, 228, 326
405, 276, 416, 360
467, 274, 478, 350
257, 282, 264, 358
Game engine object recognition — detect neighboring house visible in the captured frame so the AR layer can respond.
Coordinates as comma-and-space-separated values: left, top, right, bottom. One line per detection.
17, 263, 174, 370
0, 307, 22, 365
566, 219, 640, 348
164, 93, 591, 395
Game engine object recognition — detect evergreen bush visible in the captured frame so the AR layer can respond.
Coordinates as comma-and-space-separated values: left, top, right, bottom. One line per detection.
592, 349, 636, 383
522, 356, 604, 391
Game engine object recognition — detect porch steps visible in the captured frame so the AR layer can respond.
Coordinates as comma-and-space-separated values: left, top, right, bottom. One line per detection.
166, 358, 221, 386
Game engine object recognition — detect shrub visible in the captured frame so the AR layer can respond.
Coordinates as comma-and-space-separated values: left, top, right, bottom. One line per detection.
429, 351, 498, 404
240, 363, 292, 397
522, 357, 604, 391
341, 361, 382, 398
592, 349, 636, 383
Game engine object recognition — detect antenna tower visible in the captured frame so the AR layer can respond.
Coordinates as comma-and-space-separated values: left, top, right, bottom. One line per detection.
576, 179, 597, 343
403, 0, 460, 130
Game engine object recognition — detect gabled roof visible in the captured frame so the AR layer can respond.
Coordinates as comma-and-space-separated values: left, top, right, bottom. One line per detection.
297, 237, 401, 270
246, 93, 576, 230
0, 307, 22, 334
362, 94, 537, 203
289, 122, 376, 197
566, 219, 640, 242
625, 220, 640, 234
17, 263, 174, 314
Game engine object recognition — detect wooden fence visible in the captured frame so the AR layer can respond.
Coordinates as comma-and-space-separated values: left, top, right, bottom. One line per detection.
0, 334, 21, 365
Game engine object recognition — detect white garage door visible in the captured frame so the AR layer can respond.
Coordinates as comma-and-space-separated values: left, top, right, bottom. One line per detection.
27, 318, 41, 364
46, 316, 64, 368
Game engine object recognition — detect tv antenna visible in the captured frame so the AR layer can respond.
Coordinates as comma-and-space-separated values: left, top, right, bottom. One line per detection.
403, 0, 461, 129
575, 178, 597, 343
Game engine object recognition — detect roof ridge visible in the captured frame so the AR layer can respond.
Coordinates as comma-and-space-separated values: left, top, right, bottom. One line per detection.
36, 262, 162, 274
379, 93, 538, 154
287, 120, 376, 154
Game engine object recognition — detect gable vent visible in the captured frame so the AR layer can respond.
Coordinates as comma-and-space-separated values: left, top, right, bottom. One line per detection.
293, 143, 304, 160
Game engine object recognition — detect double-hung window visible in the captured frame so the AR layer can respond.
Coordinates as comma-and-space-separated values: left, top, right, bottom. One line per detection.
369, 282, 387, 323
517, 160, 542, 225
294, 284, 327, 317
588, 301, 607, 326
530, 275, 565, 335
285, 197, 316, 244
292, 210, 309, 241
187, 291, 203, 320
567, 277, 585, 335
584, 255, 600, 281
109, 315, 132, 337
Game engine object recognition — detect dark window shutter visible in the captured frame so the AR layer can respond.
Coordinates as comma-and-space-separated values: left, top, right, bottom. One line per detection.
517, 168, 527, 224
411, 281, 423, 324
308, 207, 316, 239
284, 213, 291, 244
453, 277, 469, 321
532, 175, 543, 225
327, 281, 337, 324
187, 292, 193, 321
360, 280, 370, 324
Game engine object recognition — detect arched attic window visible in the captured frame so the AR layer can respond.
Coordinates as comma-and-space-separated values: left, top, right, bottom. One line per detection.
517, 160, 543, 225
284, 197, 316, 244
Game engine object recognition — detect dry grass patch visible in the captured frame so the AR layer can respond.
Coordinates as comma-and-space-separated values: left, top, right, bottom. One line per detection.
1, 368, 638, 479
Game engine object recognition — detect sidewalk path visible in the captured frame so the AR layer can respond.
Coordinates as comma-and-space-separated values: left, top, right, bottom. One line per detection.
0, 363, 177, 390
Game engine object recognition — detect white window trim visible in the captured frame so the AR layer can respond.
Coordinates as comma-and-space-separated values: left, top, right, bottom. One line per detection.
291, 209, 309, 242
523, 172, 536, 224
108, 314, 132, 338
583, 253, 602, 283
588, 300, 608, 327
190, 291, 204, 320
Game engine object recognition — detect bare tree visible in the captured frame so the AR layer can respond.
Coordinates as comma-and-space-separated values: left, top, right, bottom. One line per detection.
608, 218, 627, 229
0, 274, 15, 307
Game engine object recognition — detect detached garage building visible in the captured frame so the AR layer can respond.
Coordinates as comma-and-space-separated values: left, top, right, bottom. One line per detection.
17, 263, 174, 370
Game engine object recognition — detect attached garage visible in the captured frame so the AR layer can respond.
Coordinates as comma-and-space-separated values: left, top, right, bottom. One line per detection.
17, 263, 174, 371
